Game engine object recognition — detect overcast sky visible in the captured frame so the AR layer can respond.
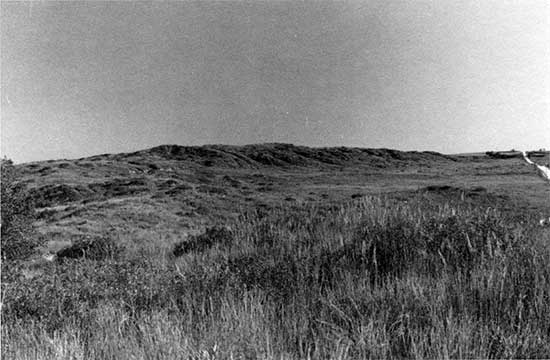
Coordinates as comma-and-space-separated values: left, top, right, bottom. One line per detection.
1, 1, 549, 163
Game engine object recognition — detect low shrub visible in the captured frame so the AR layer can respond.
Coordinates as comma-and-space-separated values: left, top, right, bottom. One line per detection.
172, 225, 233, 256
56, 235, 123, 261
1, 158, 42, 262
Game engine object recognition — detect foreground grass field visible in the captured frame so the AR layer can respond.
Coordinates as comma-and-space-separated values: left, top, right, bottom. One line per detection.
3, 195, 549, 359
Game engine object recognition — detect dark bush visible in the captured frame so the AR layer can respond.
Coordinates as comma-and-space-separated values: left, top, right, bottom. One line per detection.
56, 235, 123, 261
227, 254, 299, 297
1, 158, 43, 261
172, 225, 233, 256
29, 183, 93, 207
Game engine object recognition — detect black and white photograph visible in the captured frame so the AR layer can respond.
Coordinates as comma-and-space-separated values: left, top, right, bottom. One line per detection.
1, 1, 549, 358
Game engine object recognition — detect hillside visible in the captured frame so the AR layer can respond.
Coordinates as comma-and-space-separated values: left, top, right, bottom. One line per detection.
5, 143, 550, 359
19, 143, 456, 208
9, 143, 547, 250
135, 143, 457, 168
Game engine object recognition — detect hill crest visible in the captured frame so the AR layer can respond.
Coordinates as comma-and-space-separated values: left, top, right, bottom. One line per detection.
121, 143, 456, 168
17, 143, 457, 209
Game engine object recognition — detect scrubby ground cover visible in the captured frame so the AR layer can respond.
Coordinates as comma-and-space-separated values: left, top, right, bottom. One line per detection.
3, 146, 549, 358
1, 159, 44, 262
3, 196, 549, 359
15, 144, 550, 250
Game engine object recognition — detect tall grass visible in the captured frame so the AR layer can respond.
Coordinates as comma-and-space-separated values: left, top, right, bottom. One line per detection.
2, 196, 549, 359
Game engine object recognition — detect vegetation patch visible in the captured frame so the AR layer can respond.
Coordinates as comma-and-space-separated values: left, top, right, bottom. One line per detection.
1, 159, 43, 262
3, 197, 548, 358
30, 184, 93, 207
195, 185, 227, 195
172, 226, 233, 256
56, 235, 123, 261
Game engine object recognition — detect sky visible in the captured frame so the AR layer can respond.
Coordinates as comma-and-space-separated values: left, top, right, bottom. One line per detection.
1, 1, 549, 163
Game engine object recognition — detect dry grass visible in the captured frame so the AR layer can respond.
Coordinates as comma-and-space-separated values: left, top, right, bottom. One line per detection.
3, 196, 549, 359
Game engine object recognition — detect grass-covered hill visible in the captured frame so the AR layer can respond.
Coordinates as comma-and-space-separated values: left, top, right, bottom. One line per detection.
2, 144, 550, 359
138, 143, 457, 168
16, 143, 548, 240
22, 143, 456, 207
